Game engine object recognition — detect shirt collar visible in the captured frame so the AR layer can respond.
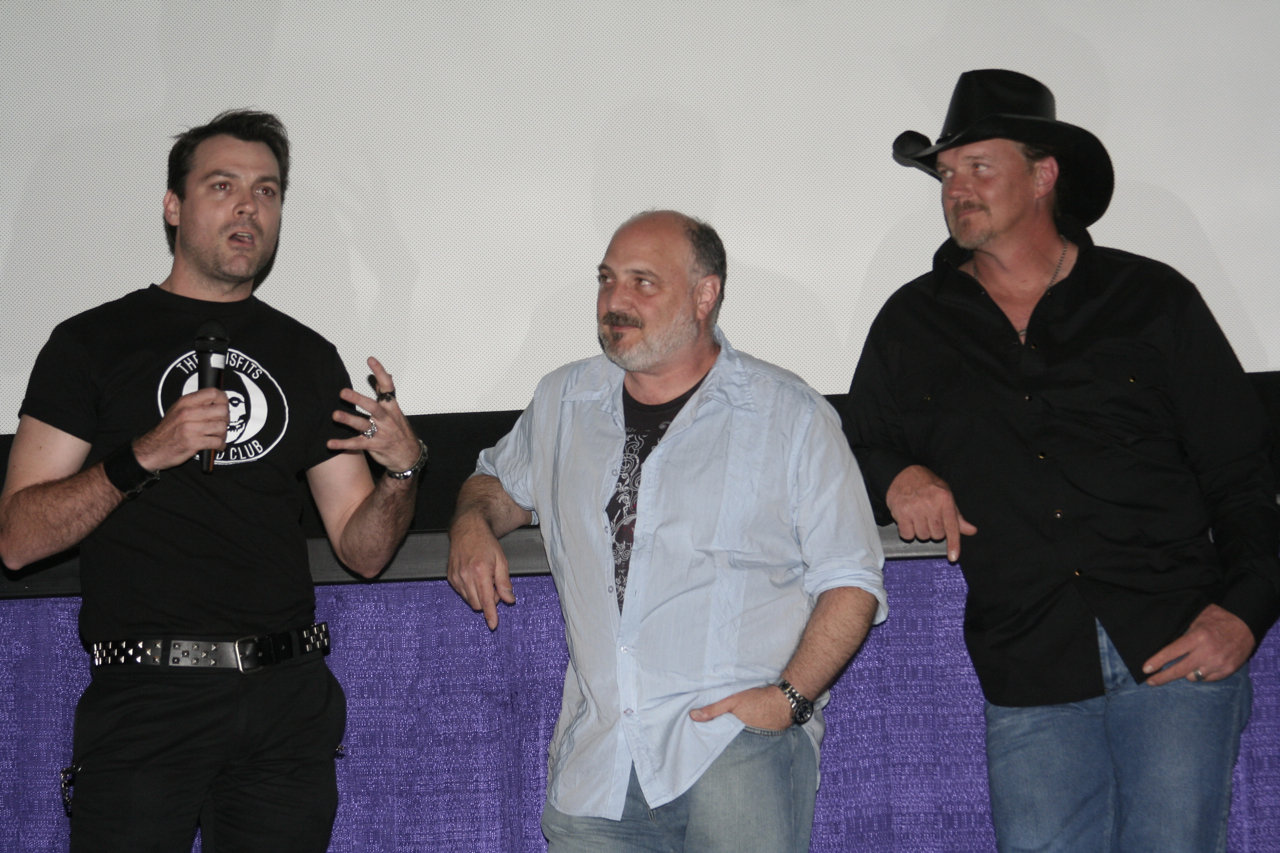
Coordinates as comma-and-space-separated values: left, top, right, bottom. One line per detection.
929, 216, 1096, 298
559, 327, 756, 414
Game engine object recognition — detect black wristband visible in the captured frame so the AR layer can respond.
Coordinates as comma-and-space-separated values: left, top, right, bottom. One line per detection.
102, 443, 159, 499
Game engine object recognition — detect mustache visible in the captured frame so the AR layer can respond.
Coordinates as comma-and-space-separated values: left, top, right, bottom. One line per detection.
600, 311, 643, 329
950, 201, 987, 216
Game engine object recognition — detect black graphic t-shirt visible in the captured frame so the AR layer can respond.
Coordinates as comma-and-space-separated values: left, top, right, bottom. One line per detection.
20, 285, 353, 642
606, 381, 700, 611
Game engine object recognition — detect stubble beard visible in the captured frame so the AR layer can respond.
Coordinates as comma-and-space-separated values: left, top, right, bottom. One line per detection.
947, 203, 994, 251
180, 226, 277, 289
598, 309, 701, 373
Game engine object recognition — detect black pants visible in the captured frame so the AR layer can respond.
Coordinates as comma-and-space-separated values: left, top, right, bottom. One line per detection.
69, 655, 346, 853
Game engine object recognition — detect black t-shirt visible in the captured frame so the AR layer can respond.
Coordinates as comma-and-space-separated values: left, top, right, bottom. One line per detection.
606, 381, 701, 611
20, 285, 353, 643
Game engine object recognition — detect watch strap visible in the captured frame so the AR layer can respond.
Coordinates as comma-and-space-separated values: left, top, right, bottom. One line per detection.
385, 439, 428, 480
776, 678, 814, 725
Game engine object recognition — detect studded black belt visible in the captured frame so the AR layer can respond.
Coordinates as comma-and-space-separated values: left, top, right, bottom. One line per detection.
89, 622, 330, 672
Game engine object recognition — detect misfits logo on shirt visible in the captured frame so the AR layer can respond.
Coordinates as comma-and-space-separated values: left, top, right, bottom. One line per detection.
157, 348, 290, 466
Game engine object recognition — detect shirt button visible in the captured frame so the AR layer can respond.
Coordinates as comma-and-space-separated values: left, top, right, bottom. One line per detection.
1037, 452, 1047, 460
623, 708, 634, 716
1052, 510, 1064, 519
1023, 394, 1032, 401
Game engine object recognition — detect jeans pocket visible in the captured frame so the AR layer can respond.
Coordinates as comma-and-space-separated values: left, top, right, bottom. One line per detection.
741, 724, 789, 737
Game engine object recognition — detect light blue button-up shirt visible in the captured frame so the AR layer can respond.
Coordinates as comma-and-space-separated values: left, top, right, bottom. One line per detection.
477, 331, 886, 819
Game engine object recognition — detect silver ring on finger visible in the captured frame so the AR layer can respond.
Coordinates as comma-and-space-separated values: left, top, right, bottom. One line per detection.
1193, 669, 1206, 682
362, 417, 378, 439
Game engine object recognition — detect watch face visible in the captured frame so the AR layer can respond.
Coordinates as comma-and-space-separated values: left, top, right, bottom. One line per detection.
778, 680, 814, 726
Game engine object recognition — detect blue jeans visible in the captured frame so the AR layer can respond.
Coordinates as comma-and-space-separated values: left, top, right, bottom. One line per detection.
541, 724, 818, 852
985, 621, 1252, 853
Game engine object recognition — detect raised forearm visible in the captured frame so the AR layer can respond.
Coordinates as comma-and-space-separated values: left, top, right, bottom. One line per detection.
332, 474, 418, 579
0, 464, 123, 570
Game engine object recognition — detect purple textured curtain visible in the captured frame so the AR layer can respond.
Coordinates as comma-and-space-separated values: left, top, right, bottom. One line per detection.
3, 559, 1277, 851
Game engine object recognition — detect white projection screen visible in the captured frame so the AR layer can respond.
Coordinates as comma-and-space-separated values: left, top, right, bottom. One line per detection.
2, 1, 1278, 434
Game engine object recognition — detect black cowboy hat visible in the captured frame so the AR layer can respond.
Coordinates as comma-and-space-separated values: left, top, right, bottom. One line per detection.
893, 69, 1114, 226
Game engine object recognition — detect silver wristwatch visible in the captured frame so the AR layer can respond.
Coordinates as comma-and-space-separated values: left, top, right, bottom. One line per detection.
777, 678, 814, 725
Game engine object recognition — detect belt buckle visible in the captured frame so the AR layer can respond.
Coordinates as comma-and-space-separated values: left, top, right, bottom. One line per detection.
234, 635, 262, 673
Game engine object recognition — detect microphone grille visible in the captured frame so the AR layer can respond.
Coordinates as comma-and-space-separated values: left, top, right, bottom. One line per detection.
194, 320, 229, 353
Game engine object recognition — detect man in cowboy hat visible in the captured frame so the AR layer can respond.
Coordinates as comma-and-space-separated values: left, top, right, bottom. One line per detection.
842, 69, 1280, 851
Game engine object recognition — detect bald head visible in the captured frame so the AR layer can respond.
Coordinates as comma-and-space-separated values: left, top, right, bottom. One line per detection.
613, 211, 727, 318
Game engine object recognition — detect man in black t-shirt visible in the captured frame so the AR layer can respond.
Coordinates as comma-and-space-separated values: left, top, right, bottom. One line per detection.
0, 110, 426, 852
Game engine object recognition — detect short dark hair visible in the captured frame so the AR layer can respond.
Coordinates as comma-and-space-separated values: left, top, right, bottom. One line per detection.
164, 109, 290, 253
684, 216, 727, 321
1017, 140, 1055, 164
1016, 140, 1062, 221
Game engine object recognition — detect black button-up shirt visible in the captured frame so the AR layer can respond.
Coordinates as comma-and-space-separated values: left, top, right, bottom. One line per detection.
842, 221, 1280, 706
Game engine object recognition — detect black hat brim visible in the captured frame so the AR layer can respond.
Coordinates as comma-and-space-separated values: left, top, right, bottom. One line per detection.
893, 115, 1114, 227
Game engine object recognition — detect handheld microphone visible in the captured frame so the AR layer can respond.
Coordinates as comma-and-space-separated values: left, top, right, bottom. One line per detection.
194, 320, 230, 474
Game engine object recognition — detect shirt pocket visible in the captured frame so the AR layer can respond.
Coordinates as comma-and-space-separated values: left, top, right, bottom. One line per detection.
1077, 340, 1176, 442
706, 410, 796, 575
897, 357, 985, 462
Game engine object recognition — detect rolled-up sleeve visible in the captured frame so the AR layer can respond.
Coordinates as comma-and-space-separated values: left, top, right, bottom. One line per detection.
476, 402, 540, 525
794, 395, 888, 623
